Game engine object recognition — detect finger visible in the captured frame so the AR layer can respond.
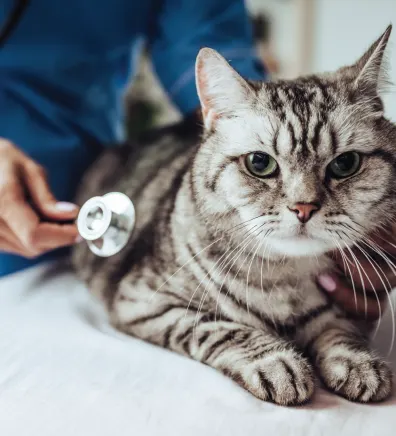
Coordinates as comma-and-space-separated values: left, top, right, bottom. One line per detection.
317, 273, 387, 321
23, 161, 78, 221
0, 218, 79, 257
33, 223, 80, 250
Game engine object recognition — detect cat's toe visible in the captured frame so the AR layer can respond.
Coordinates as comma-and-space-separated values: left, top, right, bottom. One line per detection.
319, 353, 393, 403
226, 350, 315, 405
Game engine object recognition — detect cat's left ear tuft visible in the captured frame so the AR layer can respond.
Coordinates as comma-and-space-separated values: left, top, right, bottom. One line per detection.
353, 25, 392, 96
195, 48, 254, 130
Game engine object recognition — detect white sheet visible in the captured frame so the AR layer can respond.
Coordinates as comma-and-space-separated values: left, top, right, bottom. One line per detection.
0, 261, 395, 436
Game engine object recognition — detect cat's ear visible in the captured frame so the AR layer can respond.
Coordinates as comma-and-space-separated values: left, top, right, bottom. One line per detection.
351, 25, 392, 96
195, 48, 254, 130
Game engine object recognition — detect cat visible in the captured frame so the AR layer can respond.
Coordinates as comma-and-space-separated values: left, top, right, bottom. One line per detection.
73, 26, 395, 406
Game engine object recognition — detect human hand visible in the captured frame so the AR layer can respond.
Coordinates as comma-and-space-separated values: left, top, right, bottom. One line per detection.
0, 139, 80, 258
318, 227, 396, 321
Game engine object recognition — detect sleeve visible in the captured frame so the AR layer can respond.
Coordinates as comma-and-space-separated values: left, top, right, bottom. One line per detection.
149, 0, 266, 115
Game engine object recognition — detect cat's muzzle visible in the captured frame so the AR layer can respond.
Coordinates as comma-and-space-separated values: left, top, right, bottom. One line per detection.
77, 192, 135, 257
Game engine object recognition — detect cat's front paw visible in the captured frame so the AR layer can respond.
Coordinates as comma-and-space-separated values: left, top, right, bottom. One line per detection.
223, 349, 315, 406
318, 351, 393, 402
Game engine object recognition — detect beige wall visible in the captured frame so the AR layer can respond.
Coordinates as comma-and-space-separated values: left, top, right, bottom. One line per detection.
312, 0, 396, 121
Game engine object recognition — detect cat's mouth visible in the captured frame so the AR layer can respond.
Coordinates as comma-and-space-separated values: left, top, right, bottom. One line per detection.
276, 224, 310, 239
277, 234, 311, 242
296, 226, 308, 236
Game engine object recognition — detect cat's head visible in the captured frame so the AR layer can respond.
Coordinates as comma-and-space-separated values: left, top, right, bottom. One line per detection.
193, 25, 396, 258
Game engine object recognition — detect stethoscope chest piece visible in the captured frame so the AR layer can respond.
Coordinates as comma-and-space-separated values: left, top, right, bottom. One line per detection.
77, 192, 135, 257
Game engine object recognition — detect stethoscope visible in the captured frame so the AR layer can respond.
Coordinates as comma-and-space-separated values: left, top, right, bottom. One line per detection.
76, 193, 136, 258
1, 0, 137, 257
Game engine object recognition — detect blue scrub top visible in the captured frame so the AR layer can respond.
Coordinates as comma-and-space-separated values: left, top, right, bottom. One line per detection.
0, 0, 264, 276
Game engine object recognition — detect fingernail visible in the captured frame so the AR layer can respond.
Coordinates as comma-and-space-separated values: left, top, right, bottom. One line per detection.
75, 235, 83, 243
55, 202, 78, 212
317, 274, 337, 292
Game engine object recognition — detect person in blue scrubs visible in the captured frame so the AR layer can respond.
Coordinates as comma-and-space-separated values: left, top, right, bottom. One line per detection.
0, 0, 264, 277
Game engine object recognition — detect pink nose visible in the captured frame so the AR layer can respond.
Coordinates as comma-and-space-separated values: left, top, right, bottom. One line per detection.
288, 202, 320, 223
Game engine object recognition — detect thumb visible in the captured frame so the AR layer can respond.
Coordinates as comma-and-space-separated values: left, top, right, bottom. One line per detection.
23, 161, 78, 221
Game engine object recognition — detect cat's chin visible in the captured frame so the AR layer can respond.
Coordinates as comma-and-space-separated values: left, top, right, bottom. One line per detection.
267, 236, 331, 258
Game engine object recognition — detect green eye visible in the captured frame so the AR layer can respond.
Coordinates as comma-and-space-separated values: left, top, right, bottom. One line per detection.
245, 152, 278, 178
328, 152, 361, 179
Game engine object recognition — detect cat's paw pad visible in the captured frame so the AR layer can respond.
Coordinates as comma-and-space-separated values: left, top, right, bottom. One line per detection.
224, 350, 314, 405
318, 352, 393, 402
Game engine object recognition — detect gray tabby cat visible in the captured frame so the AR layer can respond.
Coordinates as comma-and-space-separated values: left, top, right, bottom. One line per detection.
74, 26, 395, 405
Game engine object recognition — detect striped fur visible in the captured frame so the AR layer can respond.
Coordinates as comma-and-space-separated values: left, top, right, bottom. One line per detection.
73, 28, 395, 405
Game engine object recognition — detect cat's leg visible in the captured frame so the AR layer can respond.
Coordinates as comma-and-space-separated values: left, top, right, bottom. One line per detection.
297, 314, 393, 402
112, 285, 314, 406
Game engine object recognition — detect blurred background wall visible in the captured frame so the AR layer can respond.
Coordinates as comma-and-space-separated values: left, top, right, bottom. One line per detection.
313, 0, 396, 121
126, 0, 396, 136
249, 0, 396, 119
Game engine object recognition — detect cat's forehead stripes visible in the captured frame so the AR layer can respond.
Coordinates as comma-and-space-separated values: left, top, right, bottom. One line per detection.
255, 78, 337, 122
251, 78, 342, 159
259, 116, 339, 162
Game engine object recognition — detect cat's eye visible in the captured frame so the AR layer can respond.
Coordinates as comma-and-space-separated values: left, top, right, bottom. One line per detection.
245, 152, 278, 178
328, 152, 361, 179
